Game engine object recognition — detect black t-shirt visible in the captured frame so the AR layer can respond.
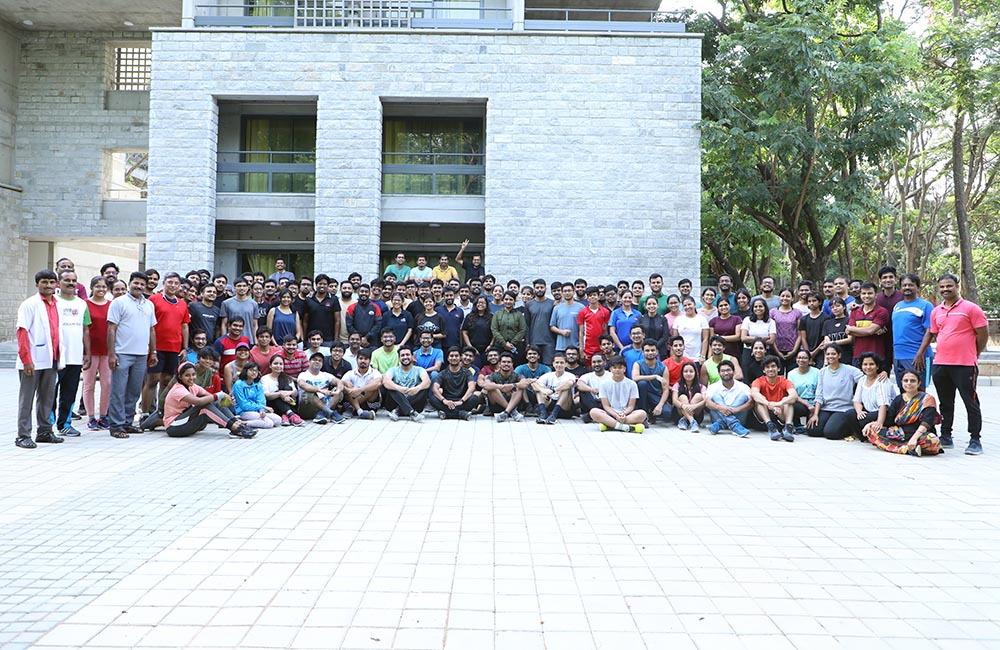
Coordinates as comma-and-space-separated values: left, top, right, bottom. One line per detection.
436, 366, 473, 400
304, 295, 342, 341
462, 261, 485, 281
407, 300, 428, 321
462, 313, 493, 350
567, 365, 588, 378
798, 312, 829, 353
415, 312, 446, 345
821, 315, 853, 362
323, 357, 353, 379
188, 301, 222, 338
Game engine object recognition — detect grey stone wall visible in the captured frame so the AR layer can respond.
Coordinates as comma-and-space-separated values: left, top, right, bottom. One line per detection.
16, 31, 150, 239
148, 29, 702, 285
0, 186, 27, 340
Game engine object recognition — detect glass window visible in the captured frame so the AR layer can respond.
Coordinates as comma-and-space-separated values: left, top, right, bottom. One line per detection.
240, 117, 316, 193
382, 117, 484, 195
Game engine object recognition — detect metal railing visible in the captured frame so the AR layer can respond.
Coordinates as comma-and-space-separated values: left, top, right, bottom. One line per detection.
524, 8, 685, 32
382, 151, 484, 195
217, 150, 316, 193
194, 1, 681, 31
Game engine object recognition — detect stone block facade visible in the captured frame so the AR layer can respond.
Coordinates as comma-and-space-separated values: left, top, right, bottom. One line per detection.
148, 29, 702, 285
0, 186, 27, 340
16, 31, 150, 240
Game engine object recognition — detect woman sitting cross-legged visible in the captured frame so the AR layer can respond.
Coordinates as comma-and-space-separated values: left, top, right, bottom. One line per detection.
232, 362, 283, 429
163, 362, 256, 439
862, 368, 942, 456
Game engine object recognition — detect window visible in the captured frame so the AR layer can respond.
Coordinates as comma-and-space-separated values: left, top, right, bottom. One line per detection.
104, 151, 148, 200
110, 46, 151, 91
239, 117, 317, 193
382, 117, 484, 195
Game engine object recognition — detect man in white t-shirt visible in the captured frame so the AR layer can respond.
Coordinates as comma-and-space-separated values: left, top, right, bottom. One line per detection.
297, 353, 344, 424
576, 352, 609, 423
340, 349, 382, 420
532, 353, 577, 425
589, 355, 645, 433
54, 270, 92, 437
704, 359, 754, 437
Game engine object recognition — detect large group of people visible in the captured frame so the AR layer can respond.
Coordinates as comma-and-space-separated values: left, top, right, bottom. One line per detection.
15, 248, 989, 458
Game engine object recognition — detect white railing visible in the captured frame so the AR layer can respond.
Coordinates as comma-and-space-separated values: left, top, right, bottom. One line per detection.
193, 0, 680, 31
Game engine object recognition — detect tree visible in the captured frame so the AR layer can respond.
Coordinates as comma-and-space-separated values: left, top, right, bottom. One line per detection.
700, 0, 922, 282
925, 0, 1000, 302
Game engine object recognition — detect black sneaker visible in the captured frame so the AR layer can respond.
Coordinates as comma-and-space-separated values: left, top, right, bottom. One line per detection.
458, 410, 471, 421
15, 438, 37, 449
767, 422, 780, 441
940, 435, 954, 449
35, 433, 64, 444
965, 439, 983, 456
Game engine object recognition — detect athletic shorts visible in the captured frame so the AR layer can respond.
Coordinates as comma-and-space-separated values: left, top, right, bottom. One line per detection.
149, 350, 180, 375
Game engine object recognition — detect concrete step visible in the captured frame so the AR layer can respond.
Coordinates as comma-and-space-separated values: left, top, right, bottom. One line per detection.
0, 341, 16, 370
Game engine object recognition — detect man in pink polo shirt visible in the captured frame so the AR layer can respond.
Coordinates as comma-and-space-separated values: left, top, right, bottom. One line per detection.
928, 273, 988, 455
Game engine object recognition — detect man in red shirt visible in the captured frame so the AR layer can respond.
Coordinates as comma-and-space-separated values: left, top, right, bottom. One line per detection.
928, 273, 989, 455
16, 270, 62, 448
664, 336, 693, 386
750, 356, 798, 442
279, 334, 309, 379
577, 286, 610, 365
846, 282, 890, 367
143, 272, 191, 414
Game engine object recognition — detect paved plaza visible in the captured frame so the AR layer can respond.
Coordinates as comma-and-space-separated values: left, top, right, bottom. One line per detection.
1, 368, 999, 650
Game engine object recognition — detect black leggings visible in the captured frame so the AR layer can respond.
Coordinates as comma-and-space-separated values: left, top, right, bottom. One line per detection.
267, 398, 297, 416
806, 410, 855, 440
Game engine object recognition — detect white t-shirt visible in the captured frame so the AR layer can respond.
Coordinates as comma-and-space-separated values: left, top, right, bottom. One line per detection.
741, 317, 776, 344
299, 370, 334, 391
57, 295, 91, 365
342, 367, 382, 389
673, 313, 710, 359
706, 380, 752, 408
538, 371, 575, 392
579, 371, 609, 393
599, 377, 639, 411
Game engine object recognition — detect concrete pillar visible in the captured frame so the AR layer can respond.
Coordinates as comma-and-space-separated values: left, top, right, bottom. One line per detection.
511, 0, 525, 31
182, 0, 196, 28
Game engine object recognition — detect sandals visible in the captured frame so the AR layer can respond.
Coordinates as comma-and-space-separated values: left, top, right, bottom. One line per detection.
110, 430, 129, 439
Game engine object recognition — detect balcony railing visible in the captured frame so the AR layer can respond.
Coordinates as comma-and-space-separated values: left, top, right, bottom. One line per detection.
382, 151, 484, 195
217, 150, 316, 193
193, 0, 682, 31
523, 8, 685, 32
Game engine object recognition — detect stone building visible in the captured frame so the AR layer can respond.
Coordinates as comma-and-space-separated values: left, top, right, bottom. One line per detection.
0, 0, 701, 338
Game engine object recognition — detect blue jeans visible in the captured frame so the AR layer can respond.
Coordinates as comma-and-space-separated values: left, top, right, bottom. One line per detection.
637, 379, 663, 416
708, 410, 749, 429
109, 354, 147, 429
894, 357, 931, 392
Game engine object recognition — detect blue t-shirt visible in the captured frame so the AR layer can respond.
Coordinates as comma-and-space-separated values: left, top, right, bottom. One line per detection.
609, 307, 641, 347
822, 296, 856, 317
892, 298, 934, 359
621, 346, 645, 379
788, 366, 819, 404
514, 363, 551, 380
549, 301, 583, 350
413, 346, 444, 370
634, 358, 666, 380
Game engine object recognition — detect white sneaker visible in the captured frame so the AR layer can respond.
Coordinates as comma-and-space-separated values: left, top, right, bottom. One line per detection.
410, 412, 425, 423
388, 409, 399, 422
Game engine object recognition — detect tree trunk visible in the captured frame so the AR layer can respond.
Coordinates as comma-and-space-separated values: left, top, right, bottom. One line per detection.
953, 111, 979, 302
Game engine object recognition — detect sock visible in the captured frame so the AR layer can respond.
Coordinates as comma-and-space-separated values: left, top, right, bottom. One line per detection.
549, 405, 561, 419
615, 422, 629, 432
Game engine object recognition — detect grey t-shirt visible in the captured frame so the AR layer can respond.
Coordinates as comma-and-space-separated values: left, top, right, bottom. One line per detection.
107, 294, 157, 356
524, 298, 555, 346
221, 296, 259, 344
549, 301, 583, 350
599, 377, 639, 412
815, 364, 864, 411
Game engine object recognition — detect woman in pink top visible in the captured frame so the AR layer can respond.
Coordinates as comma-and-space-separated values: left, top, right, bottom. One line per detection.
163, 363, 255, 438
83, 276, 112, 430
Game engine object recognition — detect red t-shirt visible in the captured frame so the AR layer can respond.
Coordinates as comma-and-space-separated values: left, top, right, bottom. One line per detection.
577, 305, 610, 355
152, 293, 192, 353
752, 376, 793, 402
848, 304, 890, 360
665, 355, 694, 386
281, 350, 309, 378
86, 300, 111, 356
214, 335, 250, 365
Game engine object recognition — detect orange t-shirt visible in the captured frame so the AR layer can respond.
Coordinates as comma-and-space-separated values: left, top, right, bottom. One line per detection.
752, 376, 793, 402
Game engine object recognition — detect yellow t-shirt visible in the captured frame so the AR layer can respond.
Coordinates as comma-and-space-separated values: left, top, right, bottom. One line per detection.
431, 265, 459, 283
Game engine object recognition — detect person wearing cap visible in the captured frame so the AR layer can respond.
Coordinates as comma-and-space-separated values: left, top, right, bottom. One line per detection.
223, 341, 252, 393
213, 317, 251, 367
